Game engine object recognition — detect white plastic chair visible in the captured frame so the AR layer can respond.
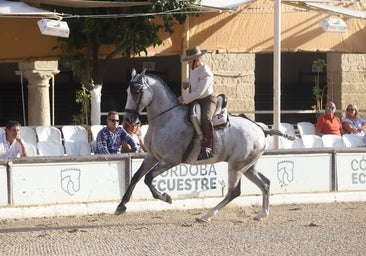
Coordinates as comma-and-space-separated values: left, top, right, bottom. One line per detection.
90, 125, 105, 153
280, 136, 295, 149
20, 127, 37, 148
290, 137, 304, 149
91, 125, 104, 141
265, 136, 274, 149
20, 127, 38, 156
322, 134, 345, 148
301, 134, 324, 148
279, 123, 296, 136
35, 126, 64, 156
36, 126, 62, 143
139, 124, 149, 138
342, 134, 365, 147
297, 122, 316, 137
24, 144, 38, 156
62, 125, 91, 156
37, 141, 65, 156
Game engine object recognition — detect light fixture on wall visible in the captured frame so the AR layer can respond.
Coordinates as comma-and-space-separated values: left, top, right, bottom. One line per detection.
320, 18, 347, 33
37, 18, 70, 38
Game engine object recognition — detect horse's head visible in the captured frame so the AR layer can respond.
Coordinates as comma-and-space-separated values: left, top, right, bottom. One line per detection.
124, 69, 153, 122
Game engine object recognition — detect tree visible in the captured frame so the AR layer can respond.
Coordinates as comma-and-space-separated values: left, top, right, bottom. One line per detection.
40, 0, 199, 124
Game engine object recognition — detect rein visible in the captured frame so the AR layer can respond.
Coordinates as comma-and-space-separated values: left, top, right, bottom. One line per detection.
148, 104, 179, 122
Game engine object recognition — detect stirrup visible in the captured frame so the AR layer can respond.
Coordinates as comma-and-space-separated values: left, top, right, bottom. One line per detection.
197, 147, 214, 161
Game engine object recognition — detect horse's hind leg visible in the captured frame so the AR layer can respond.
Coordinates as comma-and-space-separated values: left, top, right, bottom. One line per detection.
115, 156, 158, 215
244, 166, 270, 221
199, 169, 242, 222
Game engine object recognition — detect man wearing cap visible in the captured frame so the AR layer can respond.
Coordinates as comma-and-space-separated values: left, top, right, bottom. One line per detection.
178, 46, 216, 160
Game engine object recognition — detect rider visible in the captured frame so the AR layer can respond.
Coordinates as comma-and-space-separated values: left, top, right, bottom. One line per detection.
177, 46, 216, 160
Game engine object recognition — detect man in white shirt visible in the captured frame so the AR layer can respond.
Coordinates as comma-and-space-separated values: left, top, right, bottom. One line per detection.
178, 46, 216, 160
0, 120, 28, 159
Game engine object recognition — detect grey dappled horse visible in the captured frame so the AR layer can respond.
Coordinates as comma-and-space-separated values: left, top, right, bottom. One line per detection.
115, 69, 294, 222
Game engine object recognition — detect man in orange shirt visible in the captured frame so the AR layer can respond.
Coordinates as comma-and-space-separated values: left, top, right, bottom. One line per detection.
316, 101, 343, 136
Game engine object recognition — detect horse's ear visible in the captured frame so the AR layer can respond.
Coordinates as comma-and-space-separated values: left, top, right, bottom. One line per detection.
141, 68, 146, 77
131, 69, 137, 79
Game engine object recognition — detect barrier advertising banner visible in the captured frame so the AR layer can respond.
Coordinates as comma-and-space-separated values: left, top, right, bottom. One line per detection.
242, 154, 333, 195
131, 159, 229, 200
131, 154, 332, 200
10, 161, 126, 206
0, 164, 7, 206
337, 153, 366, 191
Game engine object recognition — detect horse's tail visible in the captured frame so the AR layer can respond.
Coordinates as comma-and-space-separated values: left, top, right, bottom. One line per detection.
237, 113, 296, 141
264, 129, 296, 141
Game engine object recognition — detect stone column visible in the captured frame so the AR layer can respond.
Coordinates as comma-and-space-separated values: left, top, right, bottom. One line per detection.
17, 61, 59, 126
327, 53, 366, 112
204, 52, 255, 119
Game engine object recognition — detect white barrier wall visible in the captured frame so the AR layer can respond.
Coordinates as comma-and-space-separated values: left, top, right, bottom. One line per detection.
131, 159, 229, 200
242, 153, 333, 195
0, 164, 7, 206
10, 161, 127, 206
131, 153, 333, 201
337, 153, 366, 191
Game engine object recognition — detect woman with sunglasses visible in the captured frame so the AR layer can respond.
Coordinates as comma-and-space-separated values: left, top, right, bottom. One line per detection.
342, 104, 366, 135
122, 119, 147, 153
315, 101, 343, 136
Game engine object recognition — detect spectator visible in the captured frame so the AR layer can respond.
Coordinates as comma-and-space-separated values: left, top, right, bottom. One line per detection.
316, 101, 343, 136
342, 104, 366, 135
96, 111, 138, 154
0, 120, 28, 158
122, 119, 147, 153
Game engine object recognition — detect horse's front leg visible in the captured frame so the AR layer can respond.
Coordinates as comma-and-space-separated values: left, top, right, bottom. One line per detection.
144, 161, 175, 204
115, 155, 157, 215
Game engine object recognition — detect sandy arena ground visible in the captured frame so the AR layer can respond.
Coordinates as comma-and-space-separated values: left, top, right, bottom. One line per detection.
0, 201, 365, 256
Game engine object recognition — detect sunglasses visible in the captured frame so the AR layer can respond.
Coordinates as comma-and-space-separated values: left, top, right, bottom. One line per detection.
108, 119, 120, 123
325, 106, 335, 110
347, 108, 355, 111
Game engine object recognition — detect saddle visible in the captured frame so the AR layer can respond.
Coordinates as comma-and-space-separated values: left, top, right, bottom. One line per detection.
189, 94, 229, 128
189, 94, 229, 137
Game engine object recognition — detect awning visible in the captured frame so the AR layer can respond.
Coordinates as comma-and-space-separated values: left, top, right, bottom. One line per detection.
305, 1, 366, 19
191, 0, 253, 12
22, 0, 151, 8
0, 0, 59, 18
284, 1, 366, 19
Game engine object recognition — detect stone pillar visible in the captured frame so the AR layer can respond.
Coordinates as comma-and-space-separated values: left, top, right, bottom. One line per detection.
327, 53, 366, 113
17, 61, 59, 126
204, 52, 255, 119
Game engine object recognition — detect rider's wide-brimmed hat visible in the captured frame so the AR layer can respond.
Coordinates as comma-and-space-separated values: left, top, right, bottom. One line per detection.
181, 46, 207, 62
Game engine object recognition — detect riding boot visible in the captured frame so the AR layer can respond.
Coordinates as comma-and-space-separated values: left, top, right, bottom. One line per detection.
197, 129, 214, 161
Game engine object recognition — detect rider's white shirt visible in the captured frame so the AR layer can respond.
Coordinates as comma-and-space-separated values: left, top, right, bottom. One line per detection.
182, 62, 214, 104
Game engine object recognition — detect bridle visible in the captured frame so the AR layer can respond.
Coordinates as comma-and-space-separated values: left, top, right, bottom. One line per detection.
125, 76, 179, 122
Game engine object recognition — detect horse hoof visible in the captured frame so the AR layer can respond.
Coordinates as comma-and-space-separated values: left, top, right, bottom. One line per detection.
195, 217, 210, 223
114, 205, 127, 215
253, 211, 268, 221
162, 193, 172, 204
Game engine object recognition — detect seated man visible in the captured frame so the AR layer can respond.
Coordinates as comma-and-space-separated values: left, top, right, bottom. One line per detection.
0, 120, 28, 158
316, 101, 343, 136
96, 111, 138, 154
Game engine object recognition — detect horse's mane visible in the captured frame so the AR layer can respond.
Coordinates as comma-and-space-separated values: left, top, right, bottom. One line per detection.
146, 73, 178, 101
